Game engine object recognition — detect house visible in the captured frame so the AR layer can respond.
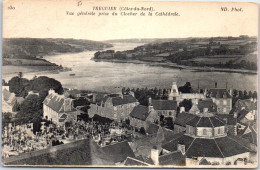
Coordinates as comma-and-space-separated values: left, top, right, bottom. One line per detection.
174, 112, 196, 134
42, 89, 77, 127
205, 88, 232, 114
64, 89, 81, 98
149, 98, 177, 120
189, 98, 217, 115
2, 86, 24, 114
168, 82, 205, 104
88, 94, 139, 121
101, 141, 136, 165
236, 123, 257, 151
123, 157, 151, 166
161, 114, 252, 166
233, 98, 257, 124
233, 98, 257, 113
215, 114, 237, 135
129, 105, 155, 131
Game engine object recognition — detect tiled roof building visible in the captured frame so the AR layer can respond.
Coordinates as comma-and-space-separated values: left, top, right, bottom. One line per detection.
161, 113, 252, 166
88, 94, 139, 121
205, 88, 232, 114
2, 86, 24, 113
43, 89, 77, 126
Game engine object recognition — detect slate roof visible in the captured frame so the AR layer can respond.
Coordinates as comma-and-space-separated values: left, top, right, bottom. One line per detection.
151, 99, 177, 110
130, 105, 150, 121
64, 89, 81, 97
174, 113, 196, 127
43, 93, 75, 113
59, 114, 68, 122
2, 88, 24, 107
124, 157, 149, 166
237, 124, 257, 146
103, 95, 137, 106
197, 99, 217, 112
235, 99, 257, 112
162, 134, 251, 158
237, 110, 250, 122
146, 123, 160, 135
159, 151, 186, 166
215, 114, 237, 125
186, 116, 225, 127
101, 141, 135, 163
206, 89, 232, 98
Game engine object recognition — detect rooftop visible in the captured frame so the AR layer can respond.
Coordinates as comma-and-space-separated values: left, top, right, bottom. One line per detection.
130, 105, 150, 121
162, 134, 251, 158
186, 116, 225, 127
206, 89, 232, 98
151, 99, 177, 110
101, 141, 135, 163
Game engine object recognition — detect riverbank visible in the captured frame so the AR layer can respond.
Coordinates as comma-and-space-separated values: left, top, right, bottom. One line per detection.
93, 58, 257, 75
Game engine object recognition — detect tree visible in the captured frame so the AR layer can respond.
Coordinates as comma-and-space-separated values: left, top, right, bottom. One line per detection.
165, 117, 174, 130
140, 127, 146, 135
253, 91, 257, 99
2, 112, 12, 128
30, 76, 64, 95
125, 118, 130, 125
73, 97, 90, 108
8, 76, 30, 97
178, 82, 192, 93
15, 94, 43, 124
179, 99, 193, 112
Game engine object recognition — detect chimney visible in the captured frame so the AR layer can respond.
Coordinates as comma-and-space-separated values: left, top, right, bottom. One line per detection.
229, 89, 233, 96
204, 88, 208, 96
215, 82, 217, 88
177, 144, 185, 155
151, 146, 160, 165
48, 89, 55, 95
149, 97, 152, 106
203, 108, 208, 113
180, 107, 185, 113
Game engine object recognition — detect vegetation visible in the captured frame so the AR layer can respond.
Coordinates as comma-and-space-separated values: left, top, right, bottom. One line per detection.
8, 76, 63, 98
94, 36, 257, 71
179, 99, 193, 112
4, 75, 64, 131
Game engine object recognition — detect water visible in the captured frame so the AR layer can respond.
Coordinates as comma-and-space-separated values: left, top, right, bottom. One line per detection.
2, 43, 257, 92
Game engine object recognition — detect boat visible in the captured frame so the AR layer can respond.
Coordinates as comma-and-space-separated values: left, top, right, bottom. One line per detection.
69, 73, 76, 76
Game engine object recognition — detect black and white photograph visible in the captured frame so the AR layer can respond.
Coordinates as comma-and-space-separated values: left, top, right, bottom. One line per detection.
1, 0, 259, 168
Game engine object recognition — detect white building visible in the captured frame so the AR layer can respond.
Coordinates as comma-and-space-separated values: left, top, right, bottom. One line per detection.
43, 89, 77, 126
168, 82, 205, 104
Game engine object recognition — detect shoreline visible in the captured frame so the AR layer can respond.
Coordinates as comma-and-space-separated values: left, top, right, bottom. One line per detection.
92, 58, 257, 75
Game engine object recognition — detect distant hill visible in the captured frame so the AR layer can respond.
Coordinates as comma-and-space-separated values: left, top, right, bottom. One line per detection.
105, 38, 181, 44
3, 38, 113, 59
96, 36, 258, 71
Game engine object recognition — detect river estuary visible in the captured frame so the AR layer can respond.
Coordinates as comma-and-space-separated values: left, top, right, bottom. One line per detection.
2, 43, 258, 92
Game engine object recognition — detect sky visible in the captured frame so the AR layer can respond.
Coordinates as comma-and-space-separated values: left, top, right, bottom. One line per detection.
3, 0, 259, 41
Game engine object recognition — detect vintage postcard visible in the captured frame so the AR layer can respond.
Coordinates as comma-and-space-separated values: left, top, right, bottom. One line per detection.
1, 0, 259, 168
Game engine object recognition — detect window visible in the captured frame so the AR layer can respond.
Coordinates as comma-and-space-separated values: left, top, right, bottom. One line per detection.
203, 129, 207, 135
223, 108, 227, 113
218, 128, 221, 134
169, 112, 172, 116
223, 100, 227, 105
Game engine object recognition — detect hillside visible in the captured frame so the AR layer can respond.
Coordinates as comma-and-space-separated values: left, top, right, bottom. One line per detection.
95, 36, 258, 71
3, 38, 112, 59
